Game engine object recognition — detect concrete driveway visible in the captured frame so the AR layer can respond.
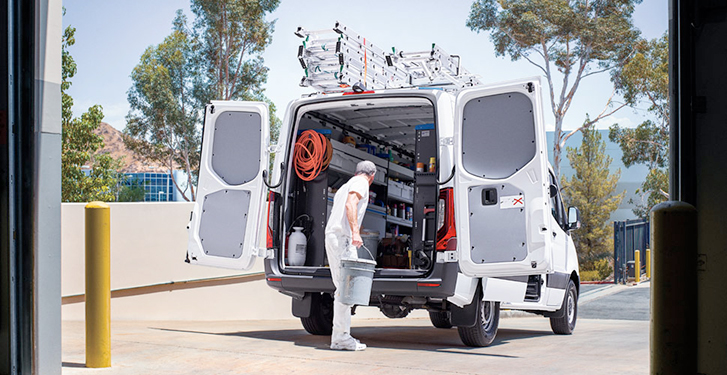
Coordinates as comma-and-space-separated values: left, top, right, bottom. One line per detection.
62, 314, 648, 374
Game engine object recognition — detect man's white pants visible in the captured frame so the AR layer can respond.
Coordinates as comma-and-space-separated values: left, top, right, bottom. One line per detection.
324, 232, 358, 343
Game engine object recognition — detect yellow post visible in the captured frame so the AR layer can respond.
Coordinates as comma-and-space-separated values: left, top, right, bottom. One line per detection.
85, 201, 111, 368
646, 248, 651, 279
634, 250, 641, 283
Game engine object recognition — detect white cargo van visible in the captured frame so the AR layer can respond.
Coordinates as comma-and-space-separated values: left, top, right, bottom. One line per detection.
185, 76, 581, 347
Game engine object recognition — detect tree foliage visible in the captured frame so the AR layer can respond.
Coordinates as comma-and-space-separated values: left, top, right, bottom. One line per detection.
125, 11, 200, 201
609, 33, 669, 219
117, 179, 147, 202
191, 0, 282, 141
125, 4, 282, 200
191, 0, 279, 102
62, 19, 122, 202
467, 0, 641, 177
561, 126, 624, 269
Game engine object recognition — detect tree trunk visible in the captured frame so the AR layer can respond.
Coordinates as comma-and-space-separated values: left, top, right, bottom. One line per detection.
553, 117, 563, 178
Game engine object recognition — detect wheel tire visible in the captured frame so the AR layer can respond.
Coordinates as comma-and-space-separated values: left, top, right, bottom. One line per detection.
457, 301, 500, 347
300, 293, 333, 335
550, 280, 578, 335
429, 311, 453, 329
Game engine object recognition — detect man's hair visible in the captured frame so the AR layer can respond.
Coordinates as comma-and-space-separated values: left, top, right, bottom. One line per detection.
355, 160, 377, 176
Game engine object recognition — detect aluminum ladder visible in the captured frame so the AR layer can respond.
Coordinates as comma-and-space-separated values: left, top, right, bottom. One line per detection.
295, 21, 481, 94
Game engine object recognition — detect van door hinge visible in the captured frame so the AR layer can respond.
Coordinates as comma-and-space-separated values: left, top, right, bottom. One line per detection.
440, 137, 453, 146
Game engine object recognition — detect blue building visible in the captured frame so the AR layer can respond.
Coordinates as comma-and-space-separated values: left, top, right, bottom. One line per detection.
123, 172, 175, 202
122, 170, 191, 202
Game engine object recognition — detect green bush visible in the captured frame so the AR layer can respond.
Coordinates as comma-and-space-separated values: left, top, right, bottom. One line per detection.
117, 180, 146, 202
594, 258, 612, 280
580, 270, 599, 281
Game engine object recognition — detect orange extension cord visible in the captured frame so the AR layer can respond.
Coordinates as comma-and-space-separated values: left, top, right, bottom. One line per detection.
293, 130, 333, 181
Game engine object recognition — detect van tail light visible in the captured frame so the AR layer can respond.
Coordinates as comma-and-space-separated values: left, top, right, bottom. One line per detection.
266, 191, 274, 249
266, 191, 281, 249
436, 188, 456, 251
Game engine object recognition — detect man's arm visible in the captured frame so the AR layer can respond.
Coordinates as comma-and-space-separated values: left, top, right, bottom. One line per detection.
345, 191, 363, 247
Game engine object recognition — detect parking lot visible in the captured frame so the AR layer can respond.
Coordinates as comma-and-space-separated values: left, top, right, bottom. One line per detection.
62, 282, 650, 375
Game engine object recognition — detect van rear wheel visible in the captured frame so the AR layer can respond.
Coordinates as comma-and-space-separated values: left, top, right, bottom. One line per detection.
300, 292, 333, 335
457, 301, 500, 347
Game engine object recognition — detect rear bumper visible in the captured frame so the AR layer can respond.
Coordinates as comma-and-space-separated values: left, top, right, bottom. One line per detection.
264, 258, 459, 298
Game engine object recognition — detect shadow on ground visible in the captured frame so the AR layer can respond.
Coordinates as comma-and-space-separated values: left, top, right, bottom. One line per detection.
152, 324, 555, 357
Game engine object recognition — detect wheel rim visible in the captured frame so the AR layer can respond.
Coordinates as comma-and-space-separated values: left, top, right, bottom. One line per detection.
481, 301, 495, 330
566, 289, 575, 325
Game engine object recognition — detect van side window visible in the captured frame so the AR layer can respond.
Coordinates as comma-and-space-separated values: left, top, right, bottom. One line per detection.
549, 172, 567, 230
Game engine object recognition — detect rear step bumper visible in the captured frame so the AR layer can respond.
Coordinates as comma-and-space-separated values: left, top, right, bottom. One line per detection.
264, 259, 458, 298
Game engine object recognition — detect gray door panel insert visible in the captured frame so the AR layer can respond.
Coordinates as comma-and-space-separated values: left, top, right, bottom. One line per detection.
211, 111, 262, 185
461, 92, 536, 179
199, 189, 251, 259
468, 184, 527, 264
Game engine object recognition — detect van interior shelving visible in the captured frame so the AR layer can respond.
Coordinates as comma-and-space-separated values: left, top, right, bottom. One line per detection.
280, 96, 440, 276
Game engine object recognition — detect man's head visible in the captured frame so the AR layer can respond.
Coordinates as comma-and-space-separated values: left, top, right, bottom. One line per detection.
355, 160, 376, 185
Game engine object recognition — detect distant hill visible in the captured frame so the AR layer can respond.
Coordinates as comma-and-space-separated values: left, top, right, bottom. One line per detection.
93, 122, 175, 173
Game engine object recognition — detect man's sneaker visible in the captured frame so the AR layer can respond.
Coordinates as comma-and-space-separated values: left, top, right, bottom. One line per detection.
330, 336, 366, 351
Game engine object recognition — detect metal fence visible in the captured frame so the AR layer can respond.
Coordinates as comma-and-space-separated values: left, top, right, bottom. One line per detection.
613, 219, 650, 284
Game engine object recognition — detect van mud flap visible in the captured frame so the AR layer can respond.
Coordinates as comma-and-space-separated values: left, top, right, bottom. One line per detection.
450, 286, 481, 327
292, 292, 313, 318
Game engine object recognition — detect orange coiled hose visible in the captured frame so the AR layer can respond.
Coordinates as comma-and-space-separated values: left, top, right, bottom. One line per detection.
293, 130, 332, 181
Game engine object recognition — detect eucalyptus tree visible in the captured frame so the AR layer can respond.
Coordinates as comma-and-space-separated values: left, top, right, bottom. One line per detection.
467, 0, 641, 177
609, 33, 669, 218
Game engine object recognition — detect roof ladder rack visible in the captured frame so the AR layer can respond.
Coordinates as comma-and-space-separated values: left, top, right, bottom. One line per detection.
295, 21, 481, 94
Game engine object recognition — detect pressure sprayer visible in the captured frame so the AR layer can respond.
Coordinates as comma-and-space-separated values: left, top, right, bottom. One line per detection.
287, 227, 307, 266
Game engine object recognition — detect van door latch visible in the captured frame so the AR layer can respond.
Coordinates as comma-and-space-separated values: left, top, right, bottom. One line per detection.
482, 188, 498, 206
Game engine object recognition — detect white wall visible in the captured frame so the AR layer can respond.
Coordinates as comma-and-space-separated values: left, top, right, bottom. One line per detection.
61, 202, 411, 321
61, 202, 292, 321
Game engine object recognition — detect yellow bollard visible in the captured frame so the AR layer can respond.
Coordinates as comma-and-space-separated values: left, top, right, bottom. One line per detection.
85, 201, 111, 368
646, 248, 651, 279
635, 250, 641, 283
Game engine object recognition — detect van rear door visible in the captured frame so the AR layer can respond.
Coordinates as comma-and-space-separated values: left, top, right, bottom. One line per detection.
453, 79, 552, 277
187, 101, 270, 270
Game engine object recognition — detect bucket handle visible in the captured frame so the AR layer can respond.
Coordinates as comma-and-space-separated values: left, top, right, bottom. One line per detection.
359, 244, 376, 261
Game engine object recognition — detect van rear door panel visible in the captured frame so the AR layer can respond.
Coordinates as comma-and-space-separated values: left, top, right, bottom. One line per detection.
187, 101, 270, 270
454, 79, 552, 277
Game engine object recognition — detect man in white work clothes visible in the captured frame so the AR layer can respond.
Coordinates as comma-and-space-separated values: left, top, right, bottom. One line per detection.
325, 160, 376, 351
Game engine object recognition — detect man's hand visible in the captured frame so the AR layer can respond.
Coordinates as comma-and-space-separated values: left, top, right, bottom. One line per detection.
352, 232, 363, 247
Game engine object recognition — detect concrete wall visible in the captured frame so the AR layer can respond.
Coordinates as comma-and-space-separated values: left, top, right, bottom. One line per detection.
61, 202, 427, 322
61, 202, 294, 321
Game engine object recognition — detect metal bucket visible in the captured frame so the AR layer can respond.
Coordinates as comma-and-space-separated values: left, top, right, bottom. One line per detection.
338, 257, 376, 306
360, 233, 380, 260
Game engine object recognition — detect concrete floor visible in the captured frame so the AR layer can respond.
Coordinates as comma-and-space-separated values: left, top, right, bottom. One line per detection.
62, 315, 648, 375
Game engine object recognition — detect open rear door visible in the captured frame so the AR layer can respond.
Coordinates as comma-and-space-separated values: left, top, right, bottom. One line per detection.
187, 101, 269, 270
454, 78, 552, 277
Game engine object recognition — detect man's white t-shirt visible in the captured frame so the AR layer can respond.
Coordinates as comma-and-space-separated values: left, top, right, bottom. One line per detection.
325, 174, 369, 238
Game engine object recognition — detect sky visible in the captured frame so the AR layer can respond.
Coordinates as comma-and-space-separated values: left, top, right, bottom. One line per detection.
63, 0, 669, 142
